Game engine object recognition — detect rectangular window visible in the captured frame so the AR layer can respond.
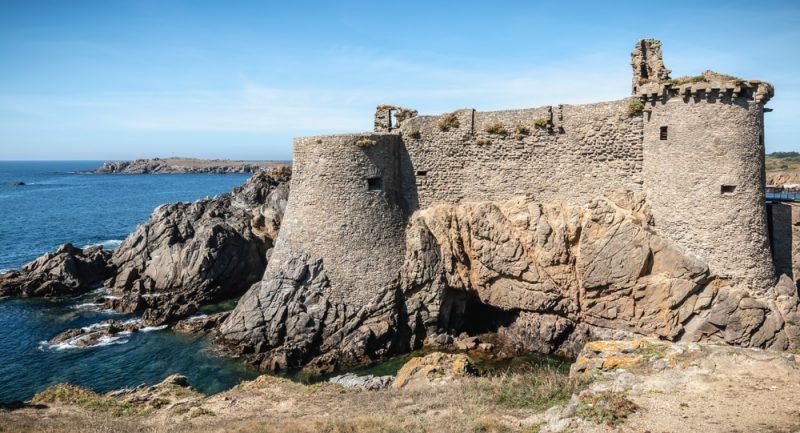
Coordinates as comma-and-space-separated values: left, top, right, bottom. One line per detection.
759, 134, 764, 147
367, 177, 383, 191
416, 170, 428, 176
721, 185, 736, 194
660, 126, 668, 141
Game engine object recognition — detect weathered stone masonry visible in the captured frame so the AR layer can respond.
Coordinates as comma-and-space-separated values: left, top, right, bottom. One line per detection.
220, 39, 787, 370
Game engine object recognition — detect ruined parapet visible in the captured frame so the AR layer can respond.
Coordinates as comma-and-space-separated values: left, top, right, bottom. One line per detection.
374, 105, 419, 132
638, 54, 775, 290
631, 39, 671, 94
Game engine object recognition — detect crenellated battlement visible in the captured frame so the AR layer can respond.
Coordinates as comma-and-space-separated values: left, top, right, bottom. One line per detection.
636, 71, 774, 106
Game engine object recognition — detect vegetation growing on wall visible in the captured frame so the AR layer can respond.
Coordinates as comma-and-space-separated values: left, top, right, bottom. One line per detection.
627, 99, 644, 117
354, 138, 377, 148
533, 117, 548, 129
484, 122, 509, 135
438, 113, 460, 131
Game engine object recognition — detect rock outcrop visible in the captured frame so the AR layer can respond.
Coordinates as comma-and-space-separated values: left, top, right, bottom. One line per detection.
103, 169, 290, 325
91, 158, 287, 174
0, 244, 113, 297
402, 191, 800, 355
218, 190, 800, 373
392, 352, 477, 389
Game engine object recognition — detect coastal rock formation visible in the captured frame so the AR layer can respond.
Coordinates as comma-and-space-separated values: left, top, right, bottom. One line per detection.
47, 319, 159, 349
104, 169, 290, 325
219, 190, 800, 372
92, 157, 286, 174
217, 253, 408, 372
403, 191, 800, 354
0, 244, 113, 297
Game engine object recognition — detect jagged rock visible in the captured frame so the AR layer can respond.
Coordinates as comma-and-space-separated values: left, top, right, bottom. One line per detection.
217, 254, 408, 373
392, 352, 477, 389
328, 373, 394, 391
48, 319, 151, 349
104, 169, 290, 325
174, 312, 231, 334
401, 191, 715, 356
0, 244, 113, 297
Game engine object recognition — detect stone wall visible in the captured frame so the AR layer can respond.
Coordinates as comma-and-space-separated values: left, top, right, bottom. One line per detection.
641, 85, 774, 290
395, 100, 644, 210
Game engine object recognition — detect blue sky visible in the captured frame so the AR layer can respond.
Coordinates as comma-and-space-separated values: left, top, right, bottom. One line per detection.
1, 0, 798, 160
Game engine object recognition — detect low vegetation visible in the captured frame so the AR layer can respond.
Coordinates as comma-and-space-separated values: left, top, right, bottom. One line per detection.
407, 129, 422, 139
475, 138, 491, 145
575, 391, 638, 426
533, 117, 548, 129
438, 112, 460, 131
353, 138, 377, 148
766, 152, 800, 171
514, 124, 530, 136
466, 364, 591, 411
627, 98, 644, 117
484, 122, 509, 136
660, 70, 744, 87
31, 384, 151, 417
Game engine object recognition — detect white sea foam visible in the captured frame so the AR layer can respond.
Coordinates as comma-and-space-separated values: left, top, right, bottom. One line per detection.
81, 322, 110, 332
140, 325, 168, 332
72, 302, 101, 311
185, 314, 208, 322
40, 334, 130, 351
82, 239, 123, 250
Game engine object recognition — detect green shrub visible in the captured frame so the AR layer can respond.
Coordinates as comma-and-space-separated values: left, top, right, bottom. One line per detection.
438, 113, 460, 131
407, 129, 421, 139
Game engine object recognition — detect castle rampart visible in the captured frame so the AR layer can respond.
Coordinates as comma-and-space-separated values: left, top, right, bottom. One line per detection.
276, 39, 775, 306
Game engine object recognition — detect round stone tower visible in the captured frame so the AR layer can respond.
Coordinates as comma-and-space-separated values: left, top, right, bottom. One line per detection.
267, 133, 409, 305
635, 40, 775, 290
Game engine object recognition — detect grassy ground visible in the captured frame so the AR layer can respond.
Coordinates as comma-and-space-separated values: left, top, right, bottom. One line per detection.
0, 362, 583, 433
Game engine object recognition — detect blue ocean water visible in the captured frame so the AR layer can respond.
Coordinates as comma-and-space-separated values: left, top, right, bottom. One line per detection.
0, 161, 259, 404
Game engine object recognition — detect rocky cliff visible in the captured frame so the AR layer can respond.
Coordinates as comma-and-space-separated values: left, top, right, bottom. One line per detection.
218, 190, 800, 372
104, 168, 290, 324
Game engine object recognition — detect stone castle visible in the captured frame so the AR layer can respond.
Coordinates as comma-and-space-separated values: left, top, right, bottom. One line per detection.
278, 39, 774, 297
219, 40, 797, 371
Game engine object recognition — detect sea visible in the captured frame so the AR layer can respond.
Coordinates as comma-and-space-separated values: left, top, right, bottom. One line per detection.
0, 161, 260, 405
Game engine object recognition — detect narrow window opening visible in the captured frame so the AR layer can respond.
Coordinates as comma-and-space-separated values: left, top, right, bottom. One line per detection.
367, 177, 383, 191
388, 110, 396, 129
721, 185, 736, 194
759, 134, 764, 147
659, 126, 668, 140
416, 170, 428, 176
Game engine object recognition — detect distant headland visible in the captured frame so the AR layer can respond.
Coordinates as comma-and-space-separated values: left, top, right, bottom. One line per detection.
87, 157, 289, 174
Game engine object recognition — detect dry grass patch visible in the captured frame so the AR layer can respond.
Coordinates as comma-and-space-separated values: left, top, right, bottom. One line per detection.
465, 364, 590, 411
30, 384, 151, 417
575, 390, 637, 426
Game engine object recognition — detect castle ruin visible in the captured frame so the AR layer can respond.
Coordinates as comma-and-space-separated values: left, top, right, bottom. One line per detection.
220, 40, 794, 371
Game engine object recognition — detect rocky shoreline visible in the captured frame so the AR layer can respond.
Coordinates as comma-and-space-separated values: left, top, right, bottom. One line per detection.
0, 168, 291, 347
88, 157, 288, 174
